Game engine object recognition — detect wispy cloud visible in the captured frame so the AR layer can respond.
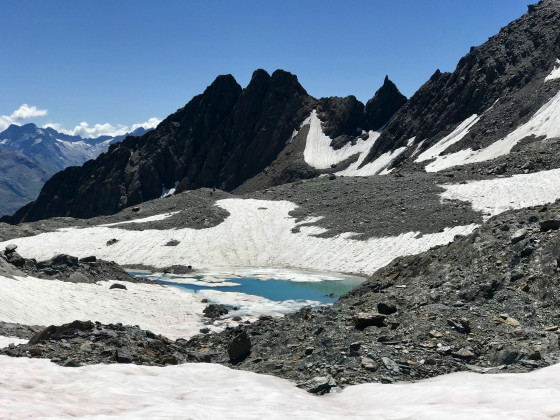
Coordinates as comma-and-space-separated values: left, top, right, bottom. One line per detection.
0, 104, 48, 131
1, 104, 161, 138
42, 118, 161, 138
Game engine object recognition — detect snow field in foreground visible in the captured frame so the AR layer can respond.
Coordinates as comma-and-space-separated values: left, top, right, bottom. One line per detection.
2, 198, 477, 275
0, 273, 340, 339
0, 276, 207, 340
1, 356, 560, 419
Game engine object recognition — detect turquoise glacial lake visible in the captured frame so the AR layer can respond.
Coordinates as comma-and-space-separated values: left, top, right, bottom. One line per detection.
130, 270, 365, 305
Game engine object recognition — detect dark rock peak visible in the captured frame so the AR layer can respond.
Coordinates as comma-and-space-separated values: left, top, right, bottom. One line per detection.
251, 68, 270, 80
381, 75, 399, 91
317, 77, 407, 142
203, 74, 243, 99
246, 69, 308, 97
365, 76, 407, 131
430, 69, 442, 81
271, 69, 308, 95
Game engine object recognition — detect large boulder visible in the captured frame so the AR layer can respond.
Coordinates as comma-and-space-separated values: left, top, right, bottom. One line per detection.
227, 330, 251, 363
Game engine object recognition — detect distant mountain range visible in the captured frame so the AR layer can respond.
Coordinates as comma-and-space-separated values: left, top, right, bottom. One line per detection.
0, 124, 149, 216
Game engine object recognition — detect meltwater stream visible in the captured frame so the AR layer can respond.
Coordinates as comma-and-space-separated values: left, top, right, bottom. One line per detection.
130, 269, 365, 317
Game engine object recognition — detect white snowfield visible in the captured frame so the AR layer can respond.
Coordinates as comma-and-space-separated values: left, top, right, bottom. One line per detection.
303, 110, 381, 170
301, 110, 410, 176
545, 59, 560, 82
415, 114, 480, 163
441, 167, 560, 218
0, 336, 27, 348
1, 356, 560, 419
2, 198, 477, 276
0, 273, 323, 338
424, 89, 560, 172
55, 137, 113, 167
336, 144, 408, 176
0, 276, 207, 340
99, 211, 179, 227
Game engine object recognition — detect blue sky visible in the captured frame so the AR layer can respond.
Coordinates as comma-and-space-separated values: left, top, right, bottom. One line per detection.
0, 0, 530, 137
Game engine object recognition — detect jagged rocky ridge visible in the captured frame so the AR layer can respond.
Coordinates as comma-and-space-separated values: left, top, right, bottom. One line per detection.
4, 71, 406, 223
235, 76, 407, 193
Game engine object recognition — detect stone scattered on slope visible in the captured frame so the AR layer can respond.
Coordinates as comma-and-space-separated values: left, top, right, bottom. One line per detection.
0, 247, 147, 285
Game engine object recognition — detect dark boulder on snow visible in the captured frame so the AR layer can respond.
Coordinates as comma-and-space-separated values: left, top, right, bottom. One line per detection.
203, 304, 229, 319
29, 320, 94, 345
297, 375, 338, 395
227, 330, 251, 363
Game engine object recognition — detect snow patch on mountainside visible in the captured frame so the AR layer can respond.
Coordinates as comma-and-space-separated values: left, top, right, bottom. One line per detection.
303, 110, 381, 170
55, 138, 112, 167
425, 90, 560, 172
416, 114, 480, 163
2, 199, 477, 275
337, 145, 408, 176
160, 181, 179, 198
2, 356, 560, 419
441, 168, 560, 218
545, 59, 560, 82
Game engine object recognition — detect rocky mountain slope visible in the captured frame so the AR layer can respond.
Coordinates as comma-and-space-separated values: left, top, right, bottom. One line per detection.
3, 198, 560, 392
0, 124, 148, 216
0, 147, 49, 217
4, 71, 406, 223
182, 201, 560, 391
361, 0, 560, 173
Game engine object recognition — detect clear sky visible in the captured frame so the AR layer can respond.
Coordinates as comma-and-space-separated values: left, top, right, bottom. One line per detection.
0, 0, 531, 137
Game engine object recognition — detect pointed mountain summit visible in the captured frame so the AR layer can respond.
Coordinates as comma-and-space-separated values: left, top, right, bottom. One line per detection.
364, 75, 407, 131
